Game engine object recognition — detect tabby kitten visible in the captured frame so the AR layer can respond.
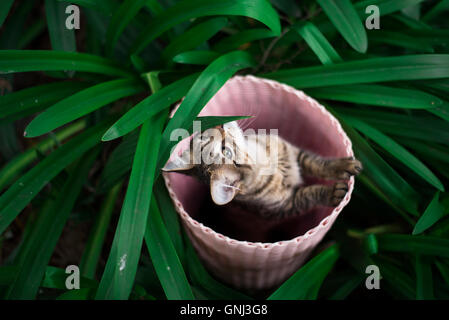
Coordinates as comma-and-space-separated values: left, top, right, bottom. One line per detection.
163, 121, 362, 219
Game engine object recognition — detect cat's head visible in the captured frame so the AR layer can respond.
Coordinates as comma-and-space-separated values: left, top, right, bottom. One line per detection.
163, 121, 252, 205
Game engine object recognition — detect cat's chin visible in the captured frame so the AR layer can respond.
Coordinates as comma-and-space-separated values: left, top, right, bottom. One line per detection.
210, 181, 237, 205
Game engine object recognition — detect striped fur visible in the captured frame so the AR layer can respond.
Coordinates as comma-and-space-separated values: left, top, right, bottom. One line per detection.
163, 121, 362, 219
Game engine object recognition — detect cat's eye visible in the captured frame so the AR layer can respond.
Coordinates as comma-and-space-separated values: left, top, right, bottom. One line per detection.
222, 146, 233, 159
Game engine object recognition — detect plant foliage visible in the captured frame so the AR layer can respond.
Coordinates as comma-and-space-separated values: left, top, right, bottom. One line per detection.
0, 0, 449, 300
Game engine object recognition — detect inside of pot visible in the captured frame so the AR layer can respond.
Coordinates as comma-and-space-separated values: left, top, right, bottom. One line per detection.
165, 77, 350, 243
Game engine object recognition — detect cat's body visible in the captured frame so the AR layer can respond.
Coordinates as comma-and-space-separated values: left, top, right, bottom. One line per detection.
163, 121, 362, 219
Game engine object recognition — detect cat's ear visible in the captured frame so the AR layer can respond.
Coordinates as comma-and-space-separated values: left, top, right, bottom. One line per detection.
210, 179, 236, 205
162, 150, 194, 172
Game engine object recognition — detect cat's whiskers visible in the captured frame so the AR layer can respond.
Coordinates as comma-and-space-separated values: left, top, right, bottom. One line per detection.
219, 183, 241, 191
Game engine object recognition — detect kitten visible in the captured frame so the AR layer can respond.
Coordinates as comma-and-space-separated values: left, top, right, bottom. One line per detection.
163, 121, 362, 219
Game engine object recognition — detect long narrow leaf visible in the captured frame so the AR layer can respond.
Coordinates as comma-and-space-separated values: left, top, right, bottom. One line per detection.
0, 120, 86, 190
130, 0, 280, 54
344, 116, 444, 191
145, 196, 195, 300
0, 81, 90, 120
265, 55, 449, 88
5, 150, 98, 299
45, 0, 76, 52
0, 0, 14, 27
375, 234, 449, 258
162, 17, 228, 62
102, 73, 199, 141
332, 110, 421, 216
415, 255, 434, 300
0, 50, 134, 77
95, 112, 166, 299
105, 0, 147, 55
268, 245, 339, 300
308, 84, 442, 109
317, 0, 367, 53
80, 182, 123, 279
96, 72, 166, 300
413, 192, 447, 235
25, 78, 144, 137
294, 22, 342, 65
0, 119, 112, 235
173, 51, 220, 65
213, 28, 277, 53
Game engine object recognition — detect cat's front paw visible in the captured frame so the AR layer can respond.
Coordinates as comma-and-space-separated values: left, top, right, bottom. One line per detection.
330, 157, 363, 180
330, 182, 349, 206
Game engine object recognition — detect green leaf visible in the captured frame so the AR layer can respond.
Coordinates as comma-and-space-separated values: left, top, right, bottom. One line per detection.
372, 256, 415, 299
328, 274, 364, 300
308, 84, 442, 109
56, 0, 116, 13
45, 0, 77, 52
392, 13, 432, 30
294, 22, 342, 65
213, 28, 277, 53
0, 265, 16, 286
336, 107, 449, 147
42, 266, 97, 290
157, 50, 255, 170
399, 138, 449, 165
413, 192, 447, 235
332, 110, 421, 216
145, 0, 164, 15
57, 288, 93, 300
264, 55, 449, 88
0, 120, 86, 191
25, 78, 144, 138
80, 182, 123, 279
368, 31, 434, 53
344, 116, 444, 191
435, 259, 449, 286
422, 0, 449, 22
162, 17, 228, 62
268, 244, 339, 300
0, 119, 112, 235
5, 150, 99, 299
96, 71, 165, 300
0, 81, 90, 120
95, 111, 166, 299
98, 130, 139, 192
415, 255, 434, 300
375, 234, 449, 258
0, 50, 134, 77
0, 0, 34, 50
0, 0, 14, 27
355, 0, 426, 16
317, 0, 367, 53
102, 73, 199, 141
0, 123, 19, 161
145, 195, 195, 300
173, 51, 220, 65
17, 19, 46, 50
154, 177, 185, 263
130, 0, 280, 54
105, 0, 147, 56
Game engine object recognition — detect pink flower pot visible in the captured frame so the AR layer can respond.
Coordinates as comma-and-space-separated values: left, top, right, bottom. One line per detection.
163, 75, 354, 290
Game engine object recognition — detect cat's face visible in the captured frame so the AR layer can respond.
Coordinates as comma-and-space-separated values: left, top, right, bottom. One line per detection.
163, 121, 251, 205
